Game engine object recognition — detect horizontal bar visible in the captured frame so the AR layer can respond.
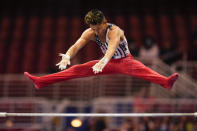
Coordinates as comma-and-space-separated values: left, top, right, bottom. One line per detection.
0, 112, 196, 117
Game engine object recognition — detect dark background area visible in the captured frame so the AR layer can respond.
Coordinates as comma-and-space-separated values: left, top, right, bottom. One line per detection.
0, 0, 196, 74
0, 0, 196, 17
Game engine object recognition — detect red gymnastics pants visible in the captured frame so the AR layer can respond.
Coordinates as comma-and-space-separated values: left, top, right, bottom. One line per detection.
24, 54, 179, 90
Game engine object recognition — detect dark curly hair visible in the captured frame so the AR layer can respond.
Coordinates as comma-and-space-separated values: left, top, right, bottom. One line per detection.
84, 9, 105, 25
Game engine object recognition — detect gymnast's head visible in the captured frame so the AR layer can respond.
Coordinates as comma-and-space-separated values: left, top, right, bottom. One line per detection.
84, 9, 108, 34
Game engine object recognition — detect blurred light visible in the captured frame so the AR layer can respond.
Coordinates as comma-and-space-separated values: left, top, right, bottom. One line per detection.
71, 118, 82, 127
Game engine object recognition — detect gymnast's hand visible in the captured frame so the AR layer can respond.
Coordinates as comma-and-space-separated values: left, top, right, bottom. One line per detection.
92, 57, 109, 74
56, 53, 71, 70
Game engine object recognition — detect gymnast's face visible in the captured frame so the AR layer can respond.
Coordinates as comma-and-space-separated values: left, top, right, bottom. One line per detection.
90, 23, 107, 35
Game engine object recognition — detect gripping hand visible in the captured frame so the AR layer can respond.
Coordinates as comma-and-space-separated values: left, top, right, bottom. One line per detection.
56, 53, 71, 70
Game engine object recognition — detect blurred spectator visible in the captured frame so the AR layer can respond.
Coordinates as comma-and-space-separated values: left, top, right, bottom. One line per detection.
87, 110, 108, 131
159, 41, 183, 65
87, 117, 107, 131
66, 127, 75, 131
168, 122, 176, 131
139, 117, 150, 131
127, 38, 139, 57
138, 36, 160, 63
156, 117, 170, 131
188, 29, 197, 61
133, 87, 156, 113
120, 118, 134, 131
119, 117, 197, 131
194, 120, 197, 131
148, 120, 156, 131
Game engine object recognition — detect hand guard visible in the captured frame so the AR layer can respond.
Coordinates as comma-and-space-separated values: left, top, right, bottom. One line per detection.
56, 53, 71, 70
92, 57, 109, 74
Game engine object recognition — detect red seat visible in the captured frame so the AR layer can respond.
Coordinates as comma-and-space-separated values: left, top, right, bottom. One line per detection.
0, 17, 10, 41
144, 14, 157, 40
36, 40, 51, 73
6, 41, 21, 73
0, 17, 10, 73
191, 15, 197, 32
160, 15, 173, 42
70, 17, 82, 42
174, 15, 189, 50
57, 16, 67, 29
22, 41, 37, 73
0, 40, 7, 73
1, 17, 10, 30
26, 16, 39, 41
175, 15, 188, 39
129, 16, 143, 46
114, 15, 126, 30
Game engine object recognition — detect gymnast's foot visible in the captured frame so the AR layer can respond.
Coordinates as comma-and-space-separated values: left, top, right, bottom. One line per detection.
165, 73, 179, 90
24, 72, 41, 90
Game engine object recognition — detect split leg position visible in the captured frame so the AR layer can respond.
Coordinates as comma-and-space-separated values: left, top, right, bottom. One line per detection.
24, 55, 178, 90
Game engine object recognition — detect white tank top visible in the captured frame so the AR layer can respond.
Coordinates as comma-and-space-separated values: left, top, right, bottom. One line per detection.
95, 24, 130, 59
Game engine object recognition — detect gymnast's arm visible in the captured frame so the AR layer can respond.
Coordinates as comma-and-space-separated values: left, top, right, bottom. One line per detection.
92, 27, 122, 73
65, 28, 94, 59
103, 27, 122, 60
56, 28, 94, 70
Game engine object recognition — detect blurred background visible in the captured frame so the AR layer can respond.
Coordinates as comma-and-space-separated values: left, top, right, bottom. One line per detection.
0, 0, 197, 130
